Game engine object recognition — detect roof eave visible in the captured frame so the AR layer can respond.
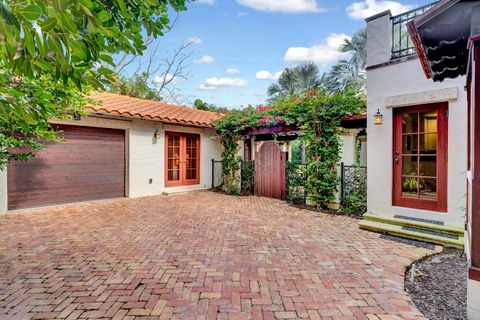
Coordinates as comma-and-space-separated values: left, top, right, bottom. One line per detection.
88, 111, 215, 128
406, 20, 433, 79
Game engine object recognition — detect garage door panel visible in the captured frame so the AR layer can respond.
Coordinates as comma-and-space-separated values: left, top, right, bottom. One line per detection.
8, 125, 126, 210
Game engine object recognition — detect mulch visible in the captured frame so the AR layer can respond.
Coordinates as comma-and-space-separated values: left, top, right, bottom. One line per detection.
405, 247, 467, 320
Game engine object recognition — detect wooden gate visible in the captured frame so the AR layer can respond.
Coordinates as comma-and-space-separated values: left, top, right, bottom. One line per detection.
254, 141, 286, 199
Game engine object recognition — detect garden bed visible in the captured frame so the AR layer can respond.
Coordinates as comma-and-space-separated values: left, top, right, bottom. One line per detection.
405, 247, 467, 320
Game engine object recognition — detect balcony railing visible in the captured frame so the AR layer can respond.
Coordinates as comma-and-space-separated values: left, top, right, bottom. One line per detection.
391, 2, 437, 59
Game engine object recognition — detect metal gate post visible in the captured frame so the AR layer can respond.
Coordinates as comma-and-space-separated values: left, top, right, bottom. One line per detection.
340, 162, 345, 199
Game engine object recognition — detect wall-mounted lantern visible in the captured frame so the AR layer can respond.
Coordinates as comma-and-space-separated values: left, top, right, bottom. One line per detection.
153, 129, 161, 144
374, 109, 383, 125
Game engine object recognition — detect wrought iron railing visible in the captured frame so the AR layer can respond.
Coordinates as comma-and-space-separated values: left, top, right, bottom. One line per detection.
211, 159, 255, 195
340, 163, 367, 216
391, 2, 437, 59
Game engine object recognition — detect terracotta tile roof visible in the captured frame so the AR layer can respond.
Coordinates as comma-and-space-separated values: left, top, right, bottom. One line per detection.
342, 112, 367, 121
88, 92, 222, 128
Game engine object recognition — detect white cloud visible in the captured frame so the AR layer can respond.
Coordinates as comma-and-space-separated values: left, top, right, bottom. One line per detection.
188, 36, 202, 45
196, 0, 215, 4
236, 0, 326, 13
226, 68, 240, 74
256, 70, 282, 80
193, 55, 215, 64
346, 0, 414, 20
238, 12, 249, 17
198, 77, 247, 90
284, 33, 350, 66
198, 84, 217, 91
152, 74, 178, 85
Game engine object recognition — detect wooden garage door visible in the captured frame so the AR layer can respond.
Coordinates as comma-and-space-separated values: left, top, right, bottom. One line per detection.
8, 125, 126, 210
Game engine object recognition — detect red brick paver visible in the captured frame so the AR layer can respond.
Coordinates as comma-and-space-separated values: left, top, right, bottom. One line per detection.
0, 192, 439, 319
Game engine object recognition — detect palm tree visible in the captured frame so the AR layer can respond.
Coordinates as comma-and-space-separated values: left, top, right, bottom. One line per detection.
267, 62, 321, 101
341, 27, 367, 71
325, 27, 367, 94
294, 62, 321, 91
328, 60, 366, 93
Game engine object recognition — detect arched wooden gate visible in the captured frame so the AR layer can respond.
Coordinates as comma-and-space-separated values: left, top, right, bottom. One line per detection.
254, 141, 286, 200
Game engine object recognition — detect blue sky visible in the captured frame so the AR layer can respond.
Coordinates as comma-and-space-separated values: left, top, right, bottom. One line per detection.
120, 0, 432, 108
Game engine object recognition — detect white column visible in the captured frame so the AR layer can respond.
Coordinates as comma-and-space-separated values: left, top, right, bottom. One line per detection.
0, 169, 7, 214
340, 128, 361, 166
251, 137, 256, 161
288, 142, 292, 162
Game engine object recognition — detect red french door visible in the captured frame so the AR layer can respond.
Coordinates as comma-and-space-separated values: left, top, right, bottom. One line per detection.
165, 132, 200, 187
393, 103, 448, 212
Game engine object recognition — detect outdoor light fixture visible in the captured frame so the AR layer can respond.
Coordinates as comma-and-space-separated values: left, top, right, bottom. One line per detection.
153, 129, 161, 144
374, 109, 383, 125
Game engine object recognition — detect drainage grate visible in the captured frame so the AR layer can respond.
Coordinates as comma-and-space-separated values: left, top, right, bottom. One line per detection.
401, 226, 459, 240
394, 215, 444, 226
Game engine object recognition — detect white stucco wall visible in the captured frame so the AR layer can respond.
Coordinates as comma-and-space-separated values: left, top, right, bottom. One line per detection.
366, 11, 392, 67
0, 116, 222, 213
366, 15, 467, 227
340, 129, 361, 166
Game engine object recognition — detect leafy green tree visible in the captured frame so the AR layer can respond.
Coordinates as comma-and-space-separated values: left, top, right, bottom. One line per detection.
0, 0, 186, 169
112, 73, 163, 102
193, 99, 227, 113
193, 99, 209, 110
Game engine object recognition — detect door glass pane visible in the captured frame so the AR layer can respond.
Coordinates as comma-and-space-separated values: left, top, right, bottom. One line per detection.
168, 170, 180, 181
420, 111, 438, 133
185, 136, 197, 180
419, 178, 437, 200
402, 156, 418, 176
186, 169, 196, 180
420, 133, 437, 154
402, 134, 418, 154
167, 136, 180, 181
402, 177, 418, 198
419, 156, 436, 177
402, 112, 418, 133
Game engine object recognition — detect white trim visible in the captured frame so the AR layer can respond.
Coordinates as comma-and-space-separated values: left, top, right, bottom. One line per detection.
385, 87, 458, 108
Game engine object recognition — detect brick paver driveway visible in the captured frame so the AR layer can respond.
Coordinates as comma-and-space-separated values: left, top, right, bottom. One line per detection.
0, 191, 438, 320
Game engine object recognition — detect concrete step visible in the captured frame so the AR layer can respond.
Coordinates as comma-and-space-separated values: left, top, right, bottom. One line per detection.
363, 212, 464, 237
359, 219, 464, 249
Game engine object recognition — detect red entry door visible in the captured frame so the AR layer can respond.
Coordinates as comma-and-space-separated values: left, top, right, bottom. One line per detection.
165, 132, 200, 187
393, 103, 448, 212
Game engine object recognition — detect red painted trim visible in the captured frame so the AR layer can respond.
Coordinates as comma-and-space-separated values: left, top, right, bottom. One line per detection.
245, 125, 298, 136
469, 266, 480, 281
471, 43, 480, 271
392, 103, 448, 212
407, 20, 433, 79
164, 131, 201, 187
